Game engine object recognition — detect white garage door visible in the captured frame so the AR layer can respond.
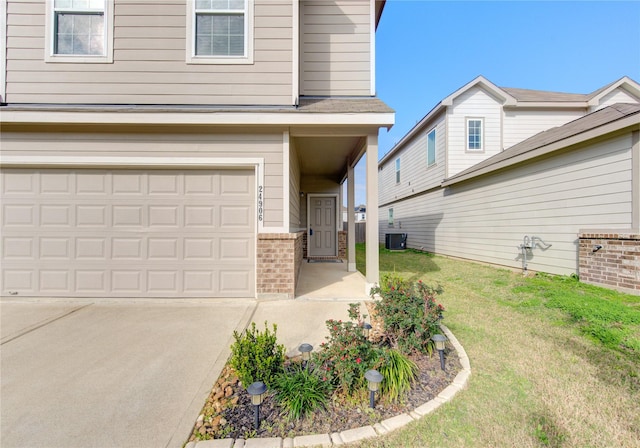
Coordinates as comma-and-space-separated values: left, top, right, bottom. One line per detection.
1, 169, 255, 298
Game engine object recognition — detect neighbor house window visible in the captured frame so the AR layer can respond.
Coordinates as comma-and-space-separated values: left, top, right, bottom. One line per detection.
427, 128, 436, 166
46, 0, 114, 63
395, 158, 401, 184
467, 118, 484, 151
388, 208, 394, 227
187, 0, 254, 64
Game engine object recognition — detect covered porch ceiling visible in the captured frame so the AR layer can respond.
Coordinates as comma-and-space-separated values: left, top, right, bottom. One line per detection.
294, 135, 365, 183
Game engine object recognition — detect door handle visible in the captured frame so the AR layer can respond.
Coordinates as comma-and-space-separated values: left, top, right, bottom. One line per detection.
310, 229, 313, 236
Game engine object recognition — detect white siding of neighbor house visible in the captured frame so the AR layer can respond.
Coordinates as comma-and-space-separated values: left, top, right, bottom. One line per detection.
378, 114, 446, 206
589, 88, 640, 112
5, 0, 293, 105
289, 138, 302, 230
379, 133, 634, 276
1, 129, 286, 228
447, 87, 503, 178
503, 109, 585, 150
300, 0, 371, 96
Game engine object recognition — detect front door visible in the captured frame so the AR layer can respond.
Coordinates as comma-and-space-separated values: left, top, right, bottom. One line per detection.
308, 196, 336, 257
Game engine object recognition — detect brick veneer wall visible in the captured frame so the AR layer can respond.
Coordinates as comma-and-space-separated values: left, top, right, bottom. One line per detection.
578, 230, 640, 295
257, 232, 304, 299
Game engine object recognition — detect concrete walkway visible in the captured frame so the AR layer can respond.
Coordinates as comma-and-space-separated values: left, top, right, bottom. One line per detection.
0, 297, 363, 448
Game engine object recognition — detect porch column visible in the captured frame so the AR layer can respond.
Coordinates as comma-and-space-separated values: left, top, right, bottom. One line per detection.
365, 133, 379, 290
347, 163, 356, 271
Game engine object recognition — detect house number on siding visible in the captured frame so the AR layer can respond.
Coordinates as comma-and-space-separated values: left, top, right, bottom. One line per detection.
257, 185, 264, 221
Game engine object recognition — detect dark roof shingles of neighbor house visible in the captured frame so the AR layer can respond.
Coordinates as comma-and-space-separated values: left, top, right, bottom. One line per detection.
444, 103, 640, 185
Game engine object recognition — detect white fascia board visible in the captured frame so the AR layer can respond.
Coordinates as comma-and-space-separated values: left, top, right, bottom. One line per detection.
0, 110, 395, 127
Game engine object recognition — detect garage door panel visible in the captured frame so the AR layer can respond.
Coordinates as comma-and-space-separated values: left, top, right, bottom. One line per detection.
184, 238, 214, 260
40, 237, 70, 259
77, 205, 108, 226
75, 270, 107, 293
40, 173, 71, 194
3, 204, 35, 226
3, 237, 34, 259
1, 169, 255, 298
76, 172, 108, 195
3, 270, 33, 291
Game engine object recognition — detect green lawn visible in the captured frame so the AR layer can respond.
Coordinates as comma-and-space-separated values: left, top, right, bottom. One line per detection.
354, 244, 640, 448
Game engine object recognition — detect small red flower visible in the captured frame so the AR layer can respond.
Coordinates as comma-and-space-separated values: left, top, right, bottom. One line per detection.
356, 358, 362, 364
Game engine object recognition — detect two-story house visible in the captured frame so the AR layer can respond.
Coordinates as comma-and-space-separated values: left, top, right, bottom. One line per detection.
378, 76, 640, 293
0, 0, 394, 299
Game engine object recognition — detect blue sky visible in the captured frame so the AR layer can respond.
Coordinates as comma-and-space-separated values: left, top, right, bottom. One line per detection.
348, 0, 640, 206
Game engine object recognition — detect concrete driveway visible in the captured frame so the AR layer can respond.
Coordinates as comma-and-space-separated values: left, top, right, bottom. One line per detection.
0, 298, 255, 448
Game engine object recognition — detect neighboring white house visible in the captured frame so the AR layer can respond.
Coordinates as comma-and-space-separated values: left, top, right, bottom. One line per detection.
0, 0, 394, 299
378, 76, 640, 292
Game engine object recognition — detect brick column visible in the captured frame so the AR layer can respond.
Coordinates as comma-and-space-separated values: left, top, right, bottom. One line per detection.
578, 230, 640, 295
257, 232, 304, 299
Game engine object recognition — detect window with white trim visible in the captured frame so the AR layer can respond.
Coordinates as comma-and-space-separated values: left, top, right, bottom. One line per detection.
46, 0, 113, 63
467, 118, 484, 151
395, 158, 401, 184
388, 208, 394, 227
427, 128, 436, 166
187, 0, 254, 64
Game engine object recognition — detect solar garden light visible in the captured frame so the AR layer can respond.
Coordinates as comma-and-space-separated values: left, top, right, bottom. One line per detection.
364, 369, 383, 409
362, 322, 372, 339
247, 381, 267, 430
432, 334, 448, 371
298, 343, 313, 369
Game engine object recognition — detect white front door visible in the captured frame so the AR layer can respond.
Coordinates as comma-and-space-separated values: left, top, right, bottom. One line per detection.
308, 196, 336, 257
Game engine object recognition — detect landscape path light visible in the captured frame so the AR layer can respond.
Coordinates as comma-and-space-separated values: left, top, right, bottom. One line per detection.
247, 381, 267, 430
364, 369, 383, 409
362, 322, 372, 339
298, 343, 313, 369
432, 333, 448, 371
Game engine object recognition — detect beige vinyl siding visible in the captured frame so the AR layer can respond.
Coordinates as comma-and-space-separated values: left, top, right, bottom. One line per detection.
447, 87, 502, 177
5, 0, 293, 105
379, 116, 446, 206
300, 0, 371, 96
590, 88, 640, 112
503, 109, 584, 150
379, 133, 634, 275
289, 137, 302, 230
1, 129, 285, 228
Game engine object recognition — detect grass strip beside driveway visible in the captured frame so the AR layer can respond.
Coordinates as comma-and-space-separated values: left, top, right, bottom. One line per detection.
354, 245, 640, 448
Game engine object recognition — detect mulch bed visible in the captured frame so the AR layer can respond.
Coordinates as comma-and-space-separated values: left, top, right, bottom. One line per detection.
188, 303, 461, 442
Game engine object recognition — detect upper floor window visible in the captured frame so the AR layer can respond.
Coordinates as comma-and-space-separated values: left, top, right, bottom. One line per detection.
395, 158, 401, 184
46, 0, 114, 63
427, 128, 436, 166
467, 118, 484, 151
187, 0, 254, 64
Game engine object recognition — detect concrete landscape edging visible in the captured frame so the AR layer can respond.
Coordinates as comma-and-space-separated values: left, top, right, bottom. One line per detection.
185, 324, 470, 448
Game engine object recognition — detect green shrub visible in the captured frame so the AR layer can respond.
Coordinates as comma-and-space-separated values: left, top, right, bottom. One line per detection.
371, 279, 444, 355
313, 303, 383, 396
230, 321, 285, 389
274, 363, 333, 420
379, 348, 418, 402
